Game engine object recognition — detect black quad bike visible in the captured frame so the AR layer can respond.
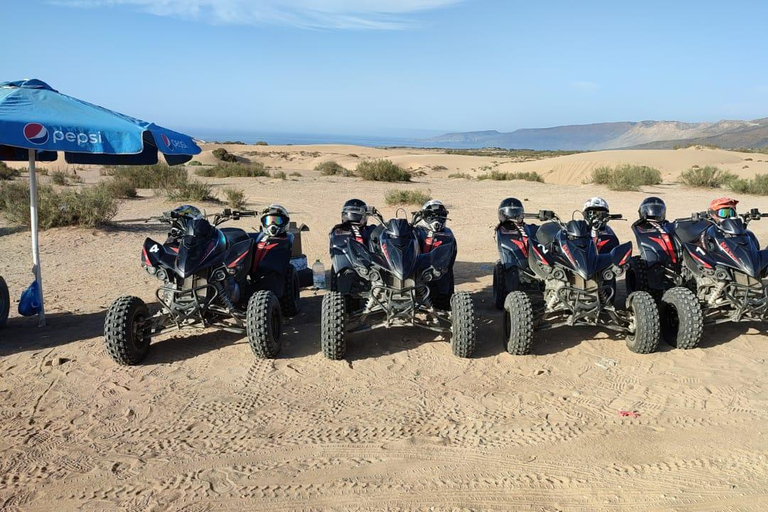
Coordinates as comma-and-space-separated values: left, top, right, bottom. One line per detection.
0, 276, 8, 328
104, 208, 300, 365
627, 215, 704, 349
629, 208, 768, 330
503, 210, 661, 355
492, 212, 545, 310
324, 207, 475, 360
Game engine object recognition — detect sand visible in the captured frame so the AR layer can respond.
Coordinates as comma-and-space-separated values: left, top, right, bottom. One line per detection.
1, 144, 768, 510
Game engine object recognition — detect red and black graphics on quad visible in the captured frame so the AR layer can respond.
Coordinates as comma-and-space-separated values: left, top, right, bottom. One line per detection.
627, 217, 686, 296
323, 207, 475, 361
676, 210, 768, 324
414, 223, 457, 311
502, 211, 662, 356
104, 208, 300, 366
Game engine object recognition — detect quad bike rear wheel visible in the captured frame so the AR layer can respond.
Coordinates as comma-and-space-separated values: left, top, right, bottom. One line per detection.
0, 276, 9, 328
321, 291, 347, 360
280, 264, 301, 317
247, 290, 282, 358
625, 291, 660, 354
429, 269, 454, 311
659, 286, 703, 349
104, 296, 152, 365
503, 291, 534, 355
450, 291, 476, 358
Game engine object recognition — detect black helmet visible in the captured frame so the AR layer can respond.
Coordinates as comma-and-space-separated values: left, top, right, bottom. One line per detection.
639, 196, 666, 222
342, 198, 368, 226
498, 197, 524, 224
421, 199, 448, 231
261, 204, 290, 237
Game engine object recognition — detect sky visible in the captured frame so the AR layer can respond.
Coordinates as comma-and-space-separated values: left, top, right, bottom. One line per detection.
2, 0, 768, 137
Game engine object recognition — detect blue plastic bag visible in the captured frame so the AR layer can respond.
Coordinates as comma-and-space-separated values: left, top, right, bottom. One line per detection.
18, 280, 41, 317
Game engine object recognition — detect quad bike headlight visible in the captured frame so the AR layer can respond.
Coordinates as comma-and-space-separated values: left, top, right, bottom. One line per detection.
355, 265, 369, 277
212, 268, 227, 282
156, 268, 168, 282
602, 269, 615, 281
715, 268, 730, 281
422, 269, 433, 282
145, 265, 157, 276
553, 268, 566, 281
369, 269, 382, 283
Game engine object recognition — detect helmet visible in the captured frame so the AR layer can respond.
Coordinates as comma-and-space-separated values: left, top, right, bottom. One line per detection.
583, 196, 609, 224
342, 198, 368, 226
498, 197, 525, 224
261, 204, 290, 237
708, 197, 738, 222
421, 199, 449, 231
639, 196, 666, 222
172, 204, 202, 218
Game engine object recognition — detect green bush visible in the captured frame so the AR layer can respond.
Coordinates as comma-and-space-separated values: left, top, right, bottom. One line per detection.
105, 177, 138, 199
385, 189, 432, 206
590, 165, 662, 191
290, 171, 302, 177
164, 180, 215, 202
448, 173, 473, 179
212, 147, 238, 162
0, 181, 117, 229
195, 162, 268, 178
679, 166, 737, 188
728, 174, 768, 195
255, 141, 269, 146
315, 160, 352, 176
0, 162, 20, 180
356, 159, 411, 182
187, 160, 203, 166
222, 187, 247, 209
51, 170, 68, 185
105, 164, 187, 189
477, 170, 544, 182
272, 170, 287, 180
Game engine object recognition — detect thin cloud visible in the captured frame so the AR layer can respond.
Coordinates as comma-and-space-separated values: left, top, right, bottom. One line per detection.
570, 81, 600, 92
51, 0, 464, 30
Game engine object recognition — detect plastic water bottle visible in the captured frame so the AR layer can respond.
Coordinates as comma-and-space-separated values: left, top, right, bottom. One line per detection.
312, 259, 326, 289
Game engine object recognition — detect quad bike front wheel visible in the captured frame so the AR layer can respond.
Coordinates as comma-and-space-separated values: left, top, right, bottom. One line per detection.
503, 291, 534, 355
450, 291, 476, 358
247, 290, 282, 359
625, 291, 660, 354
321, 291, 346, 360
625, 256, 650, 296
280, 264, 301, 317
104, 296, 152, 365
0, 276, 10, 328
659, 286, 703, 349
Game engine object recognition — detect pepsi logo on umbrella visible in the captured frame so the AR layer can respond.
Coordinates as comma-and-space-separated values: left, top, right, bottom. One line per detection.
24, 123, 49, 145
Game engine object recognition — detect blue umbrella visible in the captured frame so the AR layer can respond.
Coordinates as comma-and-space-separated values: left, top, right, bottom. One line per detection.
0, 79, 202, 326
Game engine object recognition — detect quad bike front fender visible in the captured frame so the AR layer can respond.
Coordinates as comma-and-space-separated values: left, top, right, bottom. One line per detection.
142, 237, 177, 270
250, 236, 293, 297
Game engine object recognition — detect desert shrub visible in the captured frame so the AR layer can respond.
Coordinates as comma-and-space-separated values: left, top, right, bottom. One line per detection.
448, 172, 473, 179
679, 166, 737, 188
105, 164, 187, 189
272, 170, 287, 180
290, 171, 302, 177
728, 174, 768, 195
222, 187, 247, 209
212, 147, 238, 162
590, 165, 661, 191
0, 182, 117, 228
477, 170, 544, 182
430, 164, 448, 171
195, 162, 268, 178
104, 177, 138, 198
51, 171, 68, 185
356, 159, 411, 182
0, 162, 20, 180
315, 160, 352, 176
164, 179, 215, 202
255, 141, 269, 146
385, 189, 432, 206
188, 160, 202, 166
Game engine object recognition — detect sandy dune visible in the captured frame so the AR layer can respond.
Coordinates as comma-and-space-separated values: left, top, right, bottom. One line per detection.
1, 145, 768, 510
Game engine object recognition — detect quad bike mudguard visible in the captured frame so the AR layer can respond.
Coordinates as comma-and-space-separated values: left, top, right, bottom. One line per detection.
418, 227, 457, 295
250, 232, 294, 297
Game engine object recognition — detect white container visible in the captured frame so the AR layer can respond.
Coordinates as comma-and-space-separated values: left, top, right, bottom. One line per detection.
312, 259, 326, 289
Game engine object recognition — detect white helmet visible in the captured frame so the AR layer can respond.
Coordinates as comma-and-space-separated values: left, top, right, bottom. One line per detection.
261, 204, 290, 237
583, 197, 609, 212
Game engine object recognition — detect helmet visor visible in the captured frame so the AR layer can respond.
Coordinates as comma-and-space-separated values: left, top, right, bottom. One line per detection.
342, 205, 367, 224
262, 214, 287, 227
641, 203, 666, 220
500, 206, 524, 222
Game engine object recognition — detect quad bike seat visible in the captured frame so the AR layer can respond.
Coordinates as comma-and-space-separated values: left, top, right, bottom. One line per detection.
674, 219, 709, 244
220, 227, 251, 246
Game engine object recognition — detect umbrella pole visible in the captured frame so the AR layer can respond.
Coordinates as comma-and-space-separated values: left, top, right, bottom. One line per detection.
28, 150, 45, 327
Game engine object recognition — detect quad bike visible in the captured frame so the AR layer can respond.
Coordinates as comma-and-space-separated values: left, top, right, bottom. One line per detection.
104, 207, 300, 365
493, 210, 621, 311
503, 210, 661, 355
0, 276, 8, 328
412, 208, 457, 311
324, 206, 475, 360
630, 208, 768, 329
627, 214, 704, 349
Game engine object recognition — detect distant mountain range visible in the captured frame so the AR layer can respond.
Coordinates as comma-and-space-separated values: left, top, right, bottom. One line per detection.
427, 118, 768, 151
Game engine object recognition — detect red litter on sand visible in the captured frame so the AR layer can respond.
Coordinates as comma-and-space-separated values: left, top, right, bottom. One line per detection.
619, 410, 640, 418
